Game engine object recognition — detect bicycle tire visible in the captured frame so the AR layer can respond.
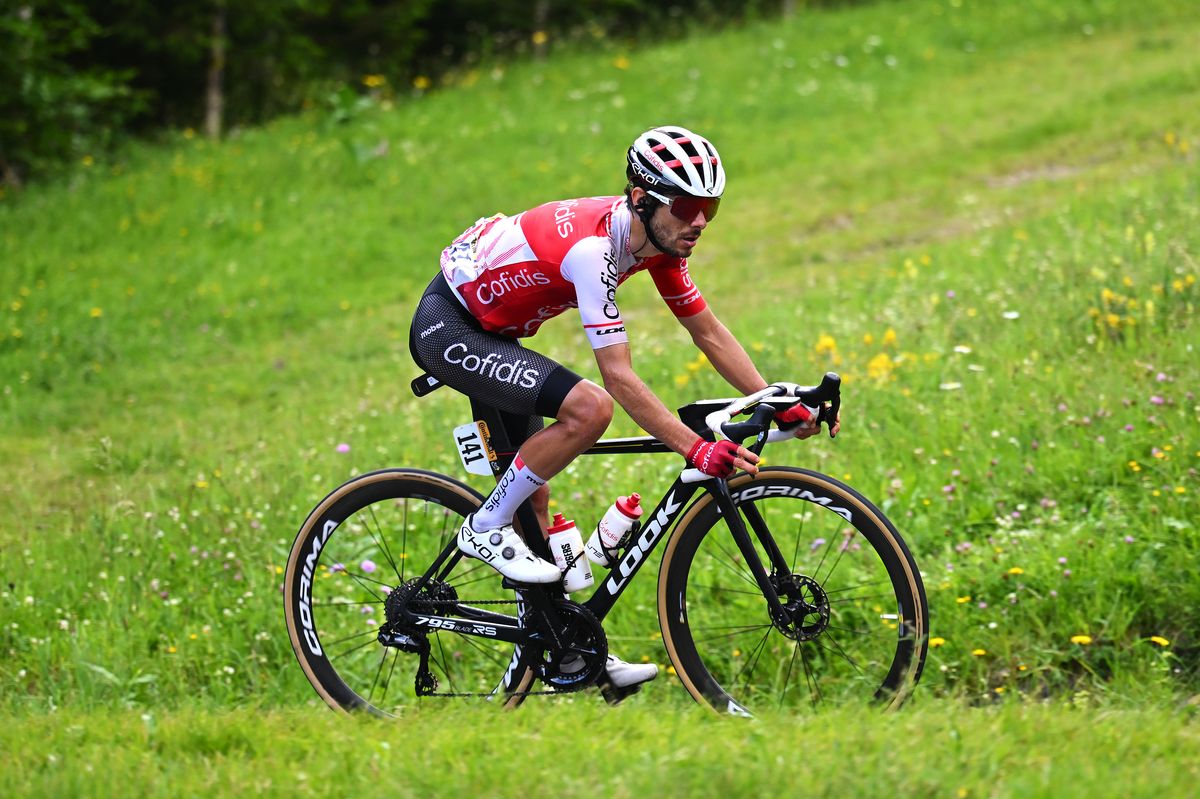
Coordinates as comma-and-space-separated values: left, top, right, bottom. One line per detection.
283, 468, 538, 714
658, 467, 928, 714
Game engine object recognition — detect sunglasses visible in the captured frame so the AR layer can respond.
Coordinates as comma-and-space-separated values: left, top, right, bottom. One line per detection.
646, 189, 721, 223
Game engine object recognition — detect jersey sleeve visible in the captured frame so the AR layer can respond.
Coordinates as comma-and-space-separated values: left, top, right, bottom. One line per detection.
559, 236, 628, 350
649, 257, 707, 317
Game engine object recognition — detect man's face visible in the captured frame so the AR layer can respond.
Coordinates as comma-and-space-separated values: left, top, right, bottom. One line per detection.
647, 199, 711, 259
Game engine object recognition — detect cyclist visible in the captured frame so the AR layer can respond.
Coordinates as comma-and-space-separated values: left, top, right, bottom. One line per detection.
409, 125, 839, 689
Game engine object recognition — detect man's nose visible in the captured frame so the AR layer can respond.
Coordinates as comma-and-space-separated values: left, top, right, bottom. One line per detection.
688, 210, 709, 228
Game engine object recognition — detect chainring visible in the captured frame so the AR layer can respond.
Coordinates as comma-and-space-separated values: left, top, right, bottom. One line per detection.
537, 599, 609, 692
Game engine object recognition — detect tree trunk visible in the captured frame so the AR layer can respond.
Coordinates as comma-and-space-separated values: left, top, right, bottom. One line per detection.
205, 0, 227, 140
533, 0, 549, 60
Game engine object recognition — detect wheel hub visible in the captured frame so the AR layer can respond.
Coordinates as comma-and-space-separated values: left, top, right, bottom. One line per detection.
770, 573, 830, 641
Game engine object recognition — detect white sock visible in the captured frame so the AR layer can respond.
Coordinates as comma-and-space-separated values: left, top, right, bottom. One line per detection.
472, 452, 546, 530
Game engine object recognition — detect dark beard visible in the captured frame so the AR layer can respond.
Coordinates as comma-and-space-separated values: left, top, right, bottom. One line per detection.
648, 216, 688, 258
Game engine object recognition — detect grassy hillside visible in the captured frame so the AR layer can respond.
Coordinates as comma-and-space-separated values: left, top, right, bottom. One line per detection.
2, 0, 1199, 794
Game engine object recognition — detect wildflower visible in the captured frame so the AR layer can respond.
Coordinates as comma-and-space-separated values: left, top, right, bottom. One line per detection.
882, 328, 897, 347
1057, 557, 1067, 565
810, 537, 827, 551
929, 637, 946, 647
1175, 487, 1187, 495
1149, 636, 1170, 647
413, 75, 431, 90
1070, 635, 1092, 645
956, 596, 972, 604
1007, 567, 1024, 575
336, 443, 351, 453
1123, 535, 1135, 544
360, 560, 377, 573
531, 30, 548, 45
971, 648, 987, 656
90, 307, 103, 318
814, 334, 837, 355
1062, 569, 1072, 578
1149, 396, 1165, 406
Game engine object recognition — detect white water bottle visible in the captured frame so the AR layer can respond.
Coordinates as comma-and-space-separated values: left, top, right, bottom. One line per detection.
547, 513, 594, 592
585, 493, 643, 567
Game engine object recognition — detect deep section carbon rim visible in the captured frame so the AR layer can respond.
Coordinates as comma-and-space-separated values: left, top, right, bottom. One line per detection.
284, 469, 534, 714
659, 468, 928, 714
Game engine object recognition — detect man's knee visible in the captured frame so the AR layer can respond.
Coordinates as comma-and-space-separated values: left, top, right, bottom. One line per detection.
560, 380, 613, 434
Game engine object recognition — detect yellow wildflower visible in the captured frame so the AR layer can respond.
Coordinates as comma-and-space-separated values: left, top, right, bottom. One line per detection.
90, 307, 103, 318
956, 596, 972, 604
413, 75, 432, 90
1007, 567, 1024, 575
1070, 634, 1092, 645
882, 327, 898, 347
971, 649, 987, 657
1149, 636, 1170, 647
929, 637, 946, 648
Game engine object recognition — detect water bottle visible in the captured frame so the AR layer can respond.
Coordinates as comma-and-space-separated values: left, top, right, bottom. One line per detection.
585, 493, 643, 567
547, 513, 593, 592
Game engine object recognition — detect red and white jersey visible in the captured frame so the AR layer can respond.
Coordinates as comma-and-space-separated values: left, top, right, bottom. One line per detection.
439, 196, 707, 348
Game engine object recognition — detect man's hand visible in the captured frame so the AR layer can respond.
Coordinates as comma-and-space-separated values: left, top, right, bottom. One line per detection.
776, 402, 842, 439
687, 438, 760, 478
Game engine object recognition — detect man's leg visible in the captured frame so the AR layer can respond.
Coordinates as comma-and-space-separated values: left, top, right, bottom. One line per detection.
472, 381, 612, 530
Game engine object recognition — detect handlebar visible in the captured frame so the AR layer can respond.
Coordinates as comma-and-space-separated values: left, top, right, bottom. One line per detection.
680, 372, 841, 484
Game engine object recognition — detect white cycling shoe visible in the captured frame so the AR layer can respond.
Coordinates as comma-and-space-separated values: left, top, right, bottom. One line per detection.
560, 653, 658, 690
604, 655, 658, 689
457, 515, 561, 584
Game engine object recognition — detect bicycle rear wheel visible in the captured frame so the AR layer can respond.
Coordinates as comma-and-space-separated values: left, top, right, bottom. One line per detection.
283, 468, 537, 714
658, 467, 928, 714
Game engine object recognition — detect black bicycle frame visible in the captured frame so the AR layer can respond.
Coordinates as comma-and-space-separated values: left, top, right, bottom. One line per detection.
402, 407, 793, 644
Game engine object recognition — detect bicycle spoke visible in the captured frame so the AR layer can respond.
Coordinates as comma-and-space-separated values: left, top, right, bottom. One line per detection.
731, 626, 772, 690
382, 648, 401, 704
815, 632, 866, 676
365, 502, 403, 584
824, 578, 891, 596
368, 644, 390, 703
691, 583, 764, 597
798, 642, 822, 708
331, 633, 384, 660
789, 516, 807, 573
708, 538, 760, 590
400, 499, 410, 583
689, 623, 775, 645
344, 570, 392, 601
779, 641, 801, 709
315, 598, 386, 609
825, 623, 876, 637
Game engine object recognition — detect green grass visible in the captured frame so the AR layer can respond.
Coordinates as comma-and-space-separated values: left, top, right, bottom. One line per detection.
2, 0, 1199, 793
4, 701, 1199, 798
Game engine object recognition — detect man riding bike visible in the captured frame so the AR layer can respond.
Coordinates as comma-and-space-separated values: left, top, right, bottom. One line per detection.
408, 125, 839, 693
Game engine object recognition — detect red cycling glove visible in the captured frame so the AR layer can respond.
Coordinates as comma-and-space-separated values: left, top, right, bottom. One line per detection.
687, 438, 740, 478
775, 402, 816, 430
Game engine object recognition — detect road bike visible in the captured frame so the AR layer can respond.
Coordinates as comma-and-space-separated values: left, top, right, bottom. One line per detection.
284, 372, 929, 715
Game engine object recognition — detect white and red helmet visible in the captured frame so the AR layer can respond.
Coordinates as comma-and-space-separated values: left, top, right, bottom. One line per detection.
627, 126, 725, 199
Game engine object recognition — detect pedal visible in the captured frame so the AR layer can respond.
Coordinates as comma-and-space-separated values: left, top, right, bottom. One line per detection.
598, 678, 643, 706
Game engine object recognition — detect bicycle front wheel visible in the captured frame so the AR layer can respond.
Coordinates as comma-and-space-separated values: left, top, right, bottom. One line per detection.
283, 468, 537, 714
659, 467, 928, 714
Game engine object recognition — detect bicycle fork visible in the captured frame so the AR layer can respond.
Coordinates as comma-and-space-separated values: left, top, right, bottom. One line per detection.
707, 478, 793, 628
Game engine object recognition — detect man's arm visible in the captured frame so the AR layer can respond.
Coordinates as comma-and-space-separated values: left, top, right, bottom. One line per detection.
678, 307, 838, 438
677, 308, 768, 394
593, 343, 759, 472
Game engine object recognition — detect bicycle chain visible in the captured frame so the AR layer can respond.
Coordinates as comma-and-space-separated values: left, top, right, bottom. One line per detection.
402, 596, 583, 699
403, 595, 566, 695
